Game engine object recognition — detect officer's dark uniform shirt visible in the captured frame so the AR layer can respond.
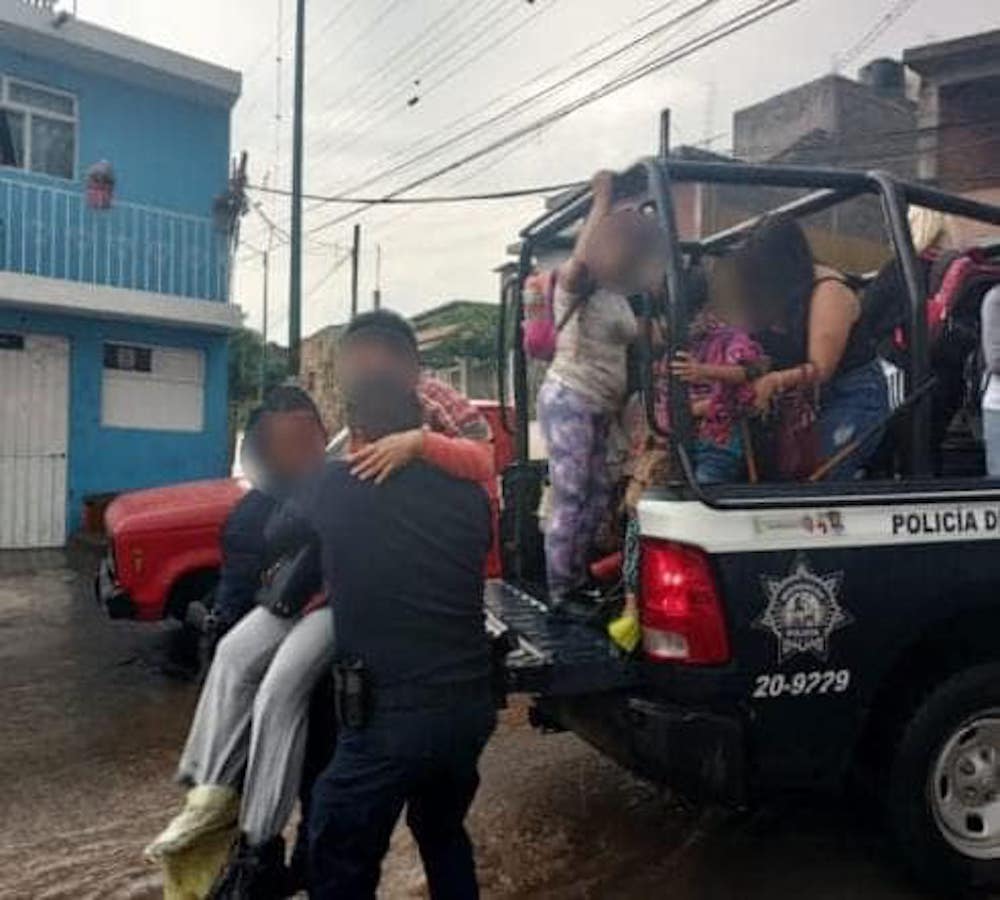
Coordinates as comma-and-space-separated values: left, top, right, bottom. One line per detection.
288, 460, 492, 688
213, 488, 277, 627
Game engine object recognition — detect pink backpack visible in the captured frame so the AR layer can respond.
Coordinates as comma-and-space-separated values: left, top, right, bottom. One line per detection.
522, 270, 558, 362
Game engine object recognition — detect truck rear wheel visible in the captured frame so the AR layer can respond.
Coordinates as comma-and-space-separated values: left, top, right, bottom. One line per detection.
888, 663, 1000, 894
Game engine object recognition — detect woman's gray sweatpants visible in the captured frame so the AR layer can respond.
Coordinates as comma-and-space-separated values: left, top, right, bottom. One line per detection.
177, 605, 335, 845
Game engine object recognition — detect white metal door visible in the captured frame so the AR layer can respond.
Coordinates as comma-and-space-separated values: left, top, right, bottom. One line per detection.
0, 333, 69, 548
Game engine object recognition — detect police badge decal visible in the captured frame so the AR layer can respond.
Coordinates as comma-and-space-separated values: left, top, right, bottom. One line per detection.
755, 556, 852, 663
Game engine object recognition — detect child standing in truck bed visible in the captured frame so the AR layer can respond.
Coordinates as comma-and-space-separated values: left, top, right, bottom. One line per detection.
539, 170, 666, 612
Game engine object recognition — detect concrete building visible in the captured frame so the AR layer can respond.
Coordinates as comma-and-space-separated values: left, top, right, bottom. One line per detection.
904, 29, 1000, 213
0, 1, 241, 547
299, 323, 345, 435
733, 62, 918, 177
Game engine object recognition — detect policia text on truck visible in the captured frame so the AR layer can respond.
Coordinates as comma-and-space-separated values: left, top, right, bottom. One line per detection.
487, 155, 1000, 895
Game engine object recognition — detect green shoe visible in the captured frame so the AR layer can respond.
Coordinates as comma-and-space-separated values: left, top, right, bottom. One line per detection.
144, 785, 240, 862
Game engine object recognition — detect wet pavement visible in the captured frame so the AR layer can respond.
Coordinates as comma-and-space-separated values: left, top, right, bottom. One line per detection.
0, 553, 953, 898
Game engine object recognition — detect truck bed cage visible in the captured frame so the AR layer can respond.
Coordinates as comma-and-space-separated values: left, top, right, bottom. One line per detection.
498, 157, 1000, 512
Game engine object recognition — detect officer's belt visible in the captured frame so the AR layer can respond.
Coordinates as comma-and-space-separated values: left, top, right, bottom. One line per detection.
372, 677, 492, 711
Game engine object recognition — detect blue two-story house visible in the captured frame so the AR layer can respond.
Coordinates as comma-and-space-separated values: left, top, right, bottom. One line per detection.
0, 1, 242, 547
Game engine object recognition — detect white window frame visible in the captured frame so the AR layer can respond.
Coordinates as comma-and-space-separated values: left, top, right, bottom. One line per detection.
0, 74, 78, 180
101, 341, 206, 433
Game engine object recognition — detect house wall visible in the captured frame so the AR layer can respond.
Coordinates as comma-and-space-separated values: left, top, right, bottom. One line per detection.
937, 76, 1000, 192
0, 304, 229, 534
734, 78, 838, 161
831, 79, 917, 177
300, 327, 344, 434
0, 45, 231, 216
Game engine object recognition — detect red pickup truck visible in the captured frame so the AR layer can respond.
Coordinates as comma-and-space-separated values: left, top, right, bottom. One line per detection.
97, 402, 512, 624
97, 477, 248, 621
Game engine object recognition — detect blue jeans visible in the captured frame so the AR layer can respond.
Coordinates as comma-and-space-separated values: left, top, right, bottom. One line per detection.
817, 360, 889, 480
693, 439, 744, 484
309, 695, 496, 899
985, 408, 1000, 477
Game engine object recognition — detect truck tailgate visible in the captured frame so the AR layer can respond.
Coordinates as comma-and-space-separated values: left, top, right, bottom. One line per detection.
484, 581, 638, 696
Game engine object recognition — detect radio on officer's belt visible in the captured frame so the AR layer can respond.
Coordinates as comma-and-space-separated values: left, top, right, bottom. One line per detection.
334, 659, 370, 728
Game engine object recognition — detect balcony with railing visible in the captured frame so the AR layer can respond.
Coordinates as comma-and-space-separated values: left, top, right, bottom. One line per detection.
0, 174, 230, 302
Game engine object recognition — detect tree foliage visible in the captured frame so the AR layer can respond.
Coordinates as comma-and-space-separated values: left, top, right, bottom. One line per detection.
415, 302, 499, 369
227, 328, 289, 455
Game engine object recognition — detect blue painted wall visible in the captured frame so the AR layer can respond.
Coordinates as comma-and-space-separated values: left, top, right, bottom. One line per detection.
0, 306, 230, 535
0, 41, 237, 538
0, 46, 232, 217
0, 48, 234, 301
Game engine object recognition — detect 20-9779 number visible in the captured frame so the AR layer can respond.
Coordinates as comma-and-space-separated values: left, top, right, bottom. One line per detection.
752, 669, 851, 699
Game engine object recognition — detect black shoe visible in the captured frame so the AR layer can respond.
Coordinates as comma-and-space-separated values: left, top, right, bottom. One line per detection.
208, 834, 289, 900
548, 588, 608, 625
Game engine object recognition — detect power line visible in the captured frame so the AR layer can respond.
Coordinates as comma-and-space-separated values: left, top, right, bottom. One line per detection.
242, 119, 998, 255
297, 0, 500, 221
246, 0, 694, 236
313, 0, 553, 166
306, 0, 727, 231
355, 0, 691, 179
306, 0, 806, 236
833, 0, 920, 74
306, 0, 705, 203
304, 247, 355, 303
248, 179, 585, 204
305, 0, 500, 158
235, 0, 374, 133
247, 129, 999, 210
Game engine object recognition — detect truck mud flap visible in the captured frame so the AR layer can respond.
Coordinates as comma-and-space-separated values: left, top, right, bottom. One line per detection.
484, 581, 638, 697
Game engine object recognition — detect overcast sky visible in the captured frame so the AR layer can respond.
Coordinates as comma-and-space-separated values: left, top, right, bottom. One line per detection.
66, 0, 997, 342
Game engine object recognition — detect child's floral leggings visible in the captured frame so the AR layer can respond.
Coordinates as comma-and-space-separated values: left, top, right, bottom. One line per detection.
539, 378, 612, 598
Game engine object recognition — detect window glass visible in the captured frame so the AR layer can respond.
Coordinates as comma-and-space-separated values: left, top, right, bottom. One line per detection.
102, 344, 205, 432
30, 115, 73, 178
0, 108, 24, 168
104, 343, 152, 373
0, 77, 76, 178
8, 80, 74, 117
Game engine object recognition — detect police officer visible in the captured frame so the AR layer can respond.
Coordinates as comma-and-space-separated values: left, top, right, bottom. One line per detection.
266, 374, 496, 899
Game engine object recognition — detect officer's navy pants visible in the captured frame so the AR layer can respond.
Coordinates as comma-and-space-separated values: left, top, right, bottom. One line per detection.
308, 694, 496, 900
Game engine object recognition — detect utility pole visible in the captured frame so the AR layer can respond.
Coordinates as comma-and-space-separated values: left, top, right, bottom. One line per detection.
659, 107, 671, 159
372, 243, 382, 310
288, 0, 306, 376
350, 223, 361, 318
258, 249, 269, 401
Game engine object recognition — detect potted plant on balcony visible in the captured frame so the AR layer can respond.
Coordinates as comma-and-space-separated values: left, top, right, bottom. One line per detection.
86, 160, 115, 210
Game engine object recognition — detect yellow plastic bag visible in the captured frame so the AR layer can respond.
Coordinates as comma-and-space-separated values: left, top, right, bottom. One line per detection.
162, 826, 236, 900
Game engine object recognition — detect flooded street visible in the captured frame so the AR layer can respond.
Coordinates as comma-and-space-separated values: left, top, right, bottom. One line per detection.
0, 553, 947, 899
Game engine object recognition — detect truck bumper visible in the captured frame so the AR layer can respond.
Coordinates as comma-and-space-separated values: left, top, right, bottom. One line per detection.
95, 555, 136, 619
626, 697, 746, 804
541, 694, 747, 805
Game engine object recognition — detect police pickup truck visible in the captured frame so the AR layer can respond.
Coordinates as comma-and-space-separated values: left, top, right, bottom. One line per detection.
485, 158, 1000, 894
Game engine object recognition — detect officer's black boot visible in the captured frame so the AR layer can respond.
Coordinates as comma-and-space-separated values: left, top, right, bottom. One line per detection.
208, 834, 289, 900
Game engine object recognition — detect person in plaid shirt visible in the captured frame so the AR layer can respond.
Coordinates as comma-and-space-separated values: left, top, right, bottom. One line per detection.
148, 311, 494, 896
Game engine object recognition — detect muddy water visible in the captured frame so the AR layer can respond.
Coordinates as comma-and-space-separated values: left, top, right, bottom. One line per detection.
0, 556, 946, 899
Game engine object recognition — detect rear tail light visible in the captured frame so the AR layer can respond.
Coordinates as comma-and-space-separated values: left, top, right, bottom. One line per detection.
639, 539, 730, 665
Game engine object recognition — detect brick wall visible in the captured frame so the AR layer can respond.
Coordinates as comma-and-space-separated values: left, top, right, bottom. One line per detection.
299, 326, 344, 435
